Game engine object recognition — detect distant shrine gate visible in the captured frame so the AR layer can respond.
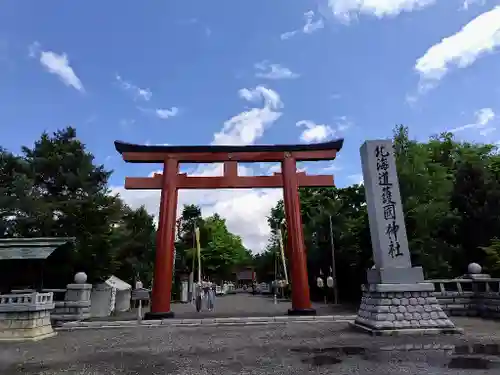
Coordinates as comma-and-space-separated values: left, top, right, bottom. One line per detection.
115, 140, 344, 319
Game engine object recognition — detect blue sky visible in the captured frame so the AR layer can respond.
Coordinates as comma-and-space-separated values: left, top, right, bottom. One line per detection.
1, 0, 500, 252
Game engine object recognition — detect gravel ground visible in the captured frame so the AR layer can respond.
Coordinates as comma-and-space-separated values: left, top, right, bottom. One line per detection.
1, 317, 500, 374
103, 294, 357, 321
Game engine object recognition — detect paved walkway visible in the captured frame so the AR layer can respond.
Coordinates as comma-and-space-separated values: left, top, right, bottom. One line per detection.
97, 293, 357, 321
1, 318, 500, 374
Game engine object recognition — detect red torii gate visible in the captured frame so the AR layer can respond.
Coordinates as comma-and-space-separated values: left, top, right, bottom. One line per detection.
114, 139, 344, 319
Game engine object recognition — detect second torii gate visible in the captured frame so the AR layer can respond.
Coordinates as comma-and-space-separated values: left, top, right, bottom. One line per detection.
114, 139, 344, 319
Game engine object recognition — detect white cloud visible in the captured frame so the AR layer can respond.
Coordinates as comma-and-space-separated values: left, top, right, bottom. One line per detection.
297, 120, 335, 143
302, 10, 325, 34
254, 61, 299, 80
280, 31, 298, 40
449, 107, 495, 134
114, 86, 287, 253
138, 106, 180, 120
155, 107, 179, 119
212, 86, 282, 145
335, 115, 353, 132
461, 0, 486, 11
327, 0, 436, 22
29, 42, 84, 92
415, 6, 500, 91
323, 162, 343, 172
296, 117, 352, 143
281, 10, 324, 40
115, 74, 152, 101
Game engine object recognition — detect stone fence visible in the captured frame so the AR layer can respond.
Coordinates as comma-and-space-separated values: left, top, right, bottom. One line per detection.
0, 292, 53, 306
428, 278, 500, 319
6, 272, 92, 324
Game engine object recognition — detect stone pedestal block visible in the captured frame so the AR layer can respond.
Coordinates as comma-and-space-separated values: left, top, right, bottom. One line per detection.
51, 283, 92, 322
0, 292, 56, 342
350, 283, 462, 335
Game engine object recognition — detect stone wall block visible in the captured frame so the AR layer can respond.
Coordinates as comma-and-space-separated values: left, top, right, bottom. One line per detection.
453, 298, 472, 304
436, 298, 454, 304
447, 304, 466, 310
431, 304, 441, 311
374, 306, 390, 313
375, 314, 388, 321
425, 297, 439, 304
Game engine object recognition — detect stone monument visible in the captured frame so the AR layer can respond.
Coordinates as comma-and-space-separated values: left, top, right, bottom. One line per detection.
351, 140, 460, 335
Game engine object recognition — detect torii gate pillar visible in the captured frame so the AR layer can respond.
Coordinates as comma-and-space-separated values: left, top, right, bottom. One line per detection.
148, 158, 178, 318
282, 154, 314, 314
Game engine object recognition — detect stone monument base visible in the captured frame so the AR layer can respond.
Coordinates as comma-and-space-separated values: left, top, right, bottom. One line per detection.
0, 310, 57, 342
351, 283, 463, 336
367, 266, 424, 284
0, 292, 57, 342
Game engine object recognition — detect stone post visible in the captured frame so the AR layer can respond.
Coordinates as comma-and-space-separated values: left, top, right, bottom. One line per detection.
0, 292, 56, 342
351, 140, 460, 335
464, 263, 491, 281
51, 272, 92, 322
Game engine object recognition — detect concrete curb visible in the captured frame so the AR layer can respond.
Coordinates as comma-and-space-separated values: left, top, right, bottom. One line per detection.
55, 314, 357, 331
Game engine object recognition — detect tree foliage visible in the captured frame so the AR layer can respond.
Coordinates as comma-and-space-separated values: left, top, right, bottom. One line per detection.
0, 127, 157, 286
175, 206, 252, 281
262, 125, 500, 302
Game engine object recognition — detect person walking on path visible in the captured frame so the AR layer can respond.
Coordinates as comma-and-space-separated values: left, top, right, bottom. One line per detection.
202, 280, 211, 311
207, 283, 216, 312
195, 282, 203, 312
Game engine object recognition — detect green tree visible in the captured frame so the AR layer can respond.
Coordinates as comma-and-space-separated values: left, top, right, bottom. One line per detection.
174, 205, 252, 282
111, 205, 157, 286
0, 148, 33, 237
3, 127, 136, 284
266, 124, 500, 302
174, 204, 204, 274
202, 213, 252, 281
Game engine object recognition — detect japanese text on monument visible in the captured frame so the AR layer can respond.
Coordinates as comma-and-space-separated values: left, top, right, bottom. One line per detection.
375, 145, 403, 259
